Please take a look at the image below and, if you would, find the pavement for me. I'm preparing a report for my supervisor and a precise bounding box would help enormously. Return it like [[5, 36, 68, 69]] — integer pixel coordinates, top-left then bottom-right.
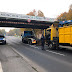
[[1, 36, 72, 72], [0, 44, 36, 72]]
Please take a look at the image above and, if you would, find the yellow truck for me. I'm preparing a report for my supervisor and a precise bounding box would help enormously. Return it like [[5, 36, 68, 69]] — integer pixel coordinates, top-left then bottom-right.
[[45, 20, 72, 49]]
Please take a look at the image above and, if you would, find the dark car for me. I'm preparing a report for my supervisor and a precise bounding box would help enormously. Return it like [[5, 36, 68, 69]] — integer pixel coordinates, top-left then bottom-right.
[[0, 34, 6, 44], [22, 35, 36, 45]]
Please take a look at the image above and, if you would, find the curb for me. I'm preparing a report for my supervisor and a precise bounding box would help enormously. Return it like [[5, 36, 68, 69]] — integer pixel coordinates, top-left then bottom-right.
[[0, 62, 3, 72]]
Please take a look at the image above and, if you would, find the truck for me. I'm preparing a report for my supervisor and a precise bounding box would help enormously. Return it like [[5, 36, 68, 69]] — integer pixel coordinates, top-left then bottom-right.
[[21, 31, 36, 45], [44, 20, 72, 49]]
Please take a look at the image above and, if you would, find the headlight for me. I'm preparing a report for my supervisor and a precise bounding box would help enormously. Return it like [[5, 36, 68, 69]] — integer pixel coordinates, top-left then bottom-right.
[[3, 38, 6, 40]]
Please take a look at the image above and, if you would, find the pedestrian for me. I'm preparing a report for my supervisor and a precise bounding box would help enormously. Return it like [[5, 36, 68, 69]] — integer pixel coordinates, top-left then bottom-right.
[[41, 34, 45, 50]]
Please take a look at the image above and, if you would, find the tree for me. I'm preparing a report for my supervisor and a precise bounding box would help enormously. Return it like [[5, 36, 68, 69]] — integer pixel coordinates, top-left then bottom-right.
[[27, 12, 35, 16], [0, 31, 2, 34], [38, 10, 44, 17], [57, 12, 67, 21], [27, 9, 45, 17], [7, 29, 21, 36], [66, 5, 72, 20], [0, 29, 6, 35], [57, 4, 72, 21], [27, 9, 36, 16], [70, 4, 72, 10]]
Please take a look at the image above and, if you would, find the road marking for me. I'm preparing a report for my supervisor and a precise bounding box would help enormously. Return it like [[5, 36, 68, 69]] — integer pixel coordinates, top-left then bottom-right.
[[25, 44, 29, 45], [46, 50, 65, 56], [29, 45, 40, 49], [29, 45, 35, 47], [34, 47, 40, 49], [0, 62, 3, 72], [27, 44, 65, 56]]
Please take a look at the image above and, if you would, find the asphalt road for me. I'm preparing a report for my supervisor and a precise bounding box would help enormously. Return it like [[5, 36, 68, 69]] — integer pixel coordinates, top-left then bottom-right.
[[4, 36, 72, 72]]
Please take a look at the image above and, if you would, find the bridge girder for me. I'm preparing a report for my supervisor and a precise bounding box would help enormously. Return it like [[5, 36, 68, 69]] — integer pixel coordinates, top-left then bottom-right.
[[0, 17, 53, 29]]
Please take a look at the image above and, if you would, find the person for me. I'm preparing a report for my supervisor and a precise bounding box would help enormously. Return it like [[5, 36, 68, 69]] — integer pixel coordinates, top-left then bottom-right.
[[41, 34, 45, 50], [46, 30, 51, 46]]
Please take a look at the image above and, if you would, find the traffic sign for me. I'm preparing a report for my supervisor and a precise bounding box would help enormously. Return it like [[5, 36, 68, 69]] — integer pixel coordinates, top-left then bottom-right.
[[27, 19, 31, 22]]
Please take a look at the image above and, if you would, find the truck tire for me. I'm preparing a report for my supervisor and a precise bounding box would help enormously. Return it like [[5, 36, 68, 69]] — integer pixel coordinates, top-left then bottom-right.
[[28, 40, 32, 45], [48, 42, 56, 50]]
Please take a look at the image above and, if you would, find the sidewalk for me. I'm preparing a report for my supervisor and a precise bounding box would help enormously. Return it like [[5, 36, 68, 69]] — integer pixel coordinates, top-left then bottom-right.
[[0, 44, 36, 72]]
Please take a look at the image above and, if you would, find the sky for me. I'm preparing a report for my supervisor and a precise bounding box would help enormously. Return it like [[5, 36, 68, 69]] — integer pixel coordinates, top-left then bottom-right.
[[0, 0, 72, 32]]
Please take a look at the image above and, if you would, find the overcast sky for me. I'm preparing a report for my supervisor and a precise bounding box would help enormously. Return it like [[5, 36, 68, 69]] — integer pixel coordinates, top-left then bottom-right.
[[0, 0, 72, 32]]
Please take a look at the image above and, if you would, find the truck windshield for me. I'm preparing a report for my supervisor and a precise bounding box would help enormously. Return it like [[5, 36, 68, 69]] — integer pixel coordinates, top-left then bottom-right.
[[24, 31, 33, 35], [27, 36, 35, 38]]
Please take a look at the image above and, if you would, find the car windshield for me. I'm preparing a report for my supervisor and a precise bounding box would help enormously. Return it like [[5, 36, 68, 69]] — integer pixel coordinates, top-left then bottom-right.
[[0, 35, 4, 38]]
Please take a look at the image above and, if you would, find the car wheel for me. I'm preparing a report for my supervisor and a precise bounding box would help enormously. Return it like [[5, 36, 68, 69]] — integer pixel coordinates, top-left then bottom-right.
[[3, 41, 6, 45]]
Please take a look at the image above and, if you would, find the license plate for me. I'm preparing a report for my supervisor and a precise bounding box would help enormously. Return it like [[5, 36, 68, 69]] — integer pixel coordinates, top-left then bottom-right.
[[32, 41, 36, 43]]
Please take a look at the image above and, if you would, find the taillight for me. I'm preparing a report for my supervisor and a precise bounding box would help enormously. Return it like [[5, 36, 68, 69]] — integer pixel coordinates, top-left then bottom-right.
[[33, 40, 36, 41]]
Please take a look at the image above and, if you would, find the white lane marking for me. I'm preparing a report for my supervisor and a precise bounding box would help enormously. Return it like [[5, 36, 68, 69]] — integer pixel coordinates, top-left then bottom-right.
[[29, 45, 35, 47], [46, 50, 65, 56], [27, 44, 65, 56], [29, 45, 40, 49], [34, 47, 40, 49], [25, 44, 29, 45], [0, 62, 3, 72]]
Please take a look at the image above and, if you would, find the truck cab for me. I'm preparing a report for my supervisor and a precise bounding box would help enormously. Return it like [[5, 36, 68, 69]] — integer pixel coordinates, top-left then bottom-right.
[[22, 31, 36, 44], [45, 24, 59, 49]]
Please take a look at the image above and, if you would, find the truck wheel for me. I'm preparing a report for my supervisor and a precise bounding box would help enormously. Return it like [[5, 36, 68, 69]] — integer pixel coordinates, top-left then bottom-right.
[[28, 40, 32, 45], [48, 42, 56, 50]]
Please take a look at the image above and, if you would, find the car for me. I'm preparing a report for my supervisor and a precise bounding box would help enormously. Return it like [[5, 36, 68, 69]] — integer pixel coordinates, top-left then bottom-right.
[[22, 35, 36, 45], [0, 34, 6, 44]]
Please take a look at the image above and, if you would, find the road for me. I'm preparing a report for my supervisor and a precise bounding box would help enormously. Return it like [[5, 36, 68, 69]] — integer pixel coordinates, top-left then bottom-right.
[[2, 36, 72, 72]]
